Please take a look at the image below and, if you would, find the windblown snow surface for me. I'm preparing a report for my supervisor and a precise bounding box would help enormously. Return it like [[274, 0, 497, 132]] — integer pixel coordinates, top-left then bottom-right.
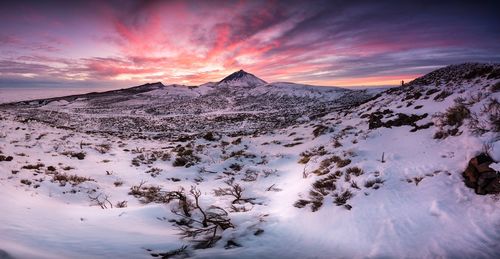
[[0, 64, 499, 258]]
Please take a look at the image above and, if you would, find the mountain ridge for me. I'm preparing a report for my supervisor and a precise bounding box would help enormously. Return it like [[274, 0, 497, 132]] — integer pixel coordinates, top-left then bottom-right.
[[217, 69, 268, 87]]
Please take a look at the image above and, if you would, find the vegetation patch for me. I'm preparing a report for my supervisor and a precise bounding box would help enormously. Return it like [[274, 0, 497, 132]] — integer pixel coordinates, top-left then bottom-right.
[[312, 124, 329, 138], [172, 147, 199, 168], [61, 151, 86, 160], [298, 146, 327, 164], [433, 101, 471, 139], [0, 155, 13, 162], [369, 112, 428, 130], [132, 150, 171, 166], [22, 163, 45, 170], [52, 173, 94, 186]]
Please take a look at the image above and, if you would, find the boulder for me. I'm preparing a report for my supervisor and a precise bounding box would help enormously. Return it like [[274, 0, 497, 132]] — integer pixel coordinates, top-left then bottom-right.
[[463, 153, 500, 195]]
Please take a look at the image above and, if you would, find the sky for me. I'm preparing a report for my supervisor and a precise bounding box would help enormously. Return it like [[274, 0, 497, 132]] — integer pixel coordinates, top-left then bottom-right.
[[0, 0, 499, 89]]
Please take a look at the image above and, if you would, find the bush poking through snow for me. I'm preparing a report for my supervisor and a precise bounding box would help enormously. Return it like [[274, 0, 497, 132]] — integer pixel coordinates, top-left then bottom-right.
[[61, 151, 86, 160], [350, 181, 360, 190], [88, 193, 113, 209], [172, 148, 199, 168], [283, 142, 302, 147], [213, 178, 255, 204], [202, 132, 218, 141], [332, 156, 351, 168], [433, 101, 472, 138], [52, 173, 94, 186], [0, 155, 13, 162], [308, 190, 324, 212], [22, 163, 45, 170], [145, 167, 162, 177], [369, 112, 428, 130], [94, 143, 111, 154], [20, 179, 32, 186], [312, 124, 329, 138], [298, 146, 327, 164], [312, 174, 337, 195], [364, 178, 385, 189], [333, 190, 354, 206], [294, 199, 310, 208], [312, 156, 351, 176], [115, 201, 127, 208], [294, 172, 345, 212], [346, 167, 364, 177], [132, 150, 171, 166], [469, 98, 500, 134], [177, 186, 234, 249], [129, 183, 169, 204], [229, 163, 242, 171], [242, 169, 259, 182], [442, 103, 470, 127], [129, 182, 194, 217], [433, 90, 452, 101], [150, 245, 189, 258]]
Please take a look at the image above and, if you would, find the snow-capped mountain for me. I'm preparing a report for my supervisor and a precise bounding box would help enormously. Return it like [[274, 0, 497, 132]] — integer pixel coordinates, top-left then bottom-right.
[[217, 69, 268, 87], [0, 70, 373, 138], [0, 63, 499, 259]]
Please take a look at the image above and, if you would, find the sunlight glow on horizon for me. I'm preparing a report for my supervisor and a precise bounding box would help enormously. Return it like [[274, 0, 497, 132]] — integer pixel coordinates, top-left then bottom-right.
[[0, 0, 499, 88]]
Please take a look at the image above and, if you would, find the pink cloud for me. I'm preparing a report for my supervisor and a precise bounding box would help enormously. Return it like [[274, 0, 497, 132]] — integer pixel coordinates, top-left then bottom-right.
[[1, 0, 499, 87]]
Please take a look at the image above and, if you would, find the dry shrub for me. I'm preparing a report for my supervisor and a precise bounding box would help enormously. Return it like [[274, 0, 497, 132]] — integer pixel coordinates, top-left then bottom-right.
[[433, 101, 472, 139], [333, 189, 353, 206], [22, 163, 44, 170], [52, 173, 94, 186], [312, 125, 329, 138], [433, 90, 452, 101], [202, 131, 218, 141], [145, 167, 162, 177], [95, 143, 111, 154], [20, 179, 32, 185], [132, 150, 171, 166], [179, 186, 234, 249], [61, 151, 86, 160], [364, 178, 385, 189], [298, 146, 327, 164], [242, 169, 258, 182], [129, 184, 167, 204], [172, 148, 199, 168], [213, 178, 255, 204], [116, 201, 128, 208], [0, 155, 13, 161], [229, 163, 242, 171], [442, 103, 470, 127], [346, 167, 364, 177], [469, 98, 500, 134], [294, 199, 310, 208], [312, 174, 337, 195]]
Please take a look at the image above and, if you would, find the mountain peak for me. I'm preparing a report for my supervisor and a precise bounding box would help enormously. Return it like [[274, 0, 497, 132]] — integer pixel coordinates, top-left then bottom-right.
[[218, 69, 267, 87]]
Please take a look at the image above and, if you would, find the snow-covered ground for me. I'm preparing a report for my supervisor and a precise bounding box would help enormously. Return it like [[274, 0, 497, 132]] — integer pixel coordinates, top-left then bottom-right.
[[0, 64, 499, 258]]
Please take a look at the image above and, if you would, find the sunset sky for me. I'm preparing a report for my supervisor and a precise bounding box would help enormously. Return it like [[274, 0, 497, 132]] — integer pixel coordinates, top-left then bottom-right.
[[0, 0, 499, 88]]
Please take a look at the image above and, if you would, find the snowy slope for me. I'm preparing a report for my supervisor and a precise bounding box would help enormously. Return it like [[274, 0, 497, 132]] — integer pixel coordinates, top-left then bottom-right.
[[0, 71, 371, 138], [0, 63, 499, 258]]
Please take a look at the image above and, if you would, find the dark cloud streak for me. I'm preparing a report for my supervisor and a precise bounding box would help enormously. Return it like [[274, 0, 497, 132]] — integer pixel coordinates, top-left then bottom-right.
[[0, 0, 499, 87]]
